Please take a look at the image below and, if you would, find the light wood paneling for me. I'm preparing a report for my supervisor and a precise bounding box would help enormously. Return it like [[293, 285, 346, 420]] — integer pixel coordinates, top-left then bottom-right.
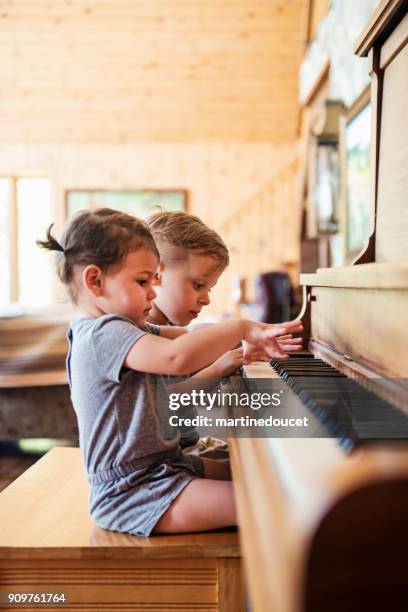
[[214, 154, 301, 313], [0, 0, 307, 143], [0, 142, 294, 226], [307, 0, 330, 42], [0, 141, 297, 317]]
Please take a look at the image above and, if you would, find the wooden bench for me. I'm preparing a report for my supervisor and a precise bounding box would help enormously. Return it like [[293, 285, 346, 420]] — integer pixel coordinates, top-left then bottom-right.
[[0, 447, 245, 611]]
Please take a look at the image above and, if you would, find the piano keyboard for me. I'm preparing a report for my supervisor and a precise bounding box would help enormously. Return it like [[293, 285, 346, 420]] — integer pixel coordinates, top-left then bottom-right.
[[242, 353, 408, 450]]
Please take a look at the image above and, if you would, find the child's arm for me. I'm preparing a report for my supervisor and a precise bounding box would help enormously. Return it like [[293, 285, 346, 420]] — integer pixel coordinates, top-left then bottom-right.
[[158, 326, 188, 339], [193, 347, 244, 378], [193, 329, 304, 378], [243, 334, 303, 363], [153, 325, 242, 378], [124, 319, 303, 376]]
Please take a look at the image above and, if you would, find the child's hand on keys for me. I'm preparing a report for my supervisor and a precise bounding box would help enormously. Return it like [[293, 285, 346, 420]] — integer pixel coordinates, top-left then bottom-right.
[[212, 347, 244, 376], [243, 320, 304, 360], [243, 332, 303, 363]]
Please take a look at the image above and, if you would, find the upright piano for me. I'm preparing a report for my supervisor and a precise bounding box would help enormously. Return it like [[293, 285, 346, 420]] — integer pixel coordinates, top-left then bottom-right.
[[230, 3, 408, 611]]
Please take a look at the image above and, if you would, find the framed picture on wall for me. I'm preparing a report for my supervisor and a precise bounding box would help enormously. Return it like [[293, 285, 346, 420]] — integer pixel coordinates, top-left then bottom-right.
[[343, 89, 371, 261], [64, 189, 188, 220]]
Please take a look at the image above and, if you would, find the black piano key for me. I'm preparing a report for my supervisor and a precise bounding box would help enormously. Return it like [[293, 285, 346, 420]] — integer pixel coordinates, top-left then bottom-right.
[[269, 355, 408, 449]]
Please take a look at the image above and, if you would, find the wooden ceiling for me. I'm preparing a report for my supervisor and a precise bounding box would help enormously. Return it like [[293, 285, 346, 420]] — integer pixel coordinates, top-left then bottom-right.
[[0, 0, 307, 143]]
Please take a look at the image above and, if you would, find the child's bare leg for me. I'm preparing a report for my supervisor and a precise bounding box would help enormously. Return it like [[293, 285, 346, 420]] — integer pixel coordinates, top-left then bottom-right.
[[203, 457, 232, 480], [153, 478, 236, 533]]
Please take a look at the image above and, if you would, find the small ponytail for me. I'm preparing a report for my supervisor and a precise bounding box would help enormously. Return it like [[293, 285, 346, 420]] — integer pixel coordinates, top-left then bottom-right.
[[36, 209, 159, 304], [36, 224, 65, 254]]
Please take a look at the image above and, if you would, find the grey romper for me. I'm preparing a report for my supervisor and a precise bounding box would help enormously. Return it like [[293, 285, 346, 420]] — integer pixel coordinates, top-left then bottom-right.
[[66, 314, 204, 536]]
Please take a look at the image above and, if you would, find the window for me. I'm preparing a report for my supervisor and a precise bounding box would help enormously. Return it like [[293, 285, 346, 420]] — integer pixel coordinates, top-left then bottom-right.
[[315, 142, 340, 234], [345, 102, 371, 257], [0, 179, 11, 304], [0, 177, 53, 310], [65, 189, 187, 219]]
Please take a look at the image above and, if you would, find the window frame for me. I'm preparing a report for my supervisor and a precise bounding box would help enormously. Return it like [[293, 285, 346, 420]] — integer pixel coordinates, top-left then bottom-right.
[[1, 176, 19, 302], [1, 175, 52, 306], [338, 86, 371, 264], [63, 188, 189, 220]]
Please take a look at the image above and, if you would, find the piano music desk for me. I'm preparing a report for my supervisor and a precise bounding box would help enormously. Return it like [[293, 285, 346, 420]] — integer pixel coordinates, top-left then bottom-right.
[[0, 447, 245, 611]]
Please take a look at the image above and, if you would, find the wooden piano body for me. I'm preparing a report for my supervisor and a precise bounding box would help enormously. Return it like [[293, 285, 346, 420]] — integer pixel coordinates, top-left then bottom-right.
[[231, 2, 408, 611]]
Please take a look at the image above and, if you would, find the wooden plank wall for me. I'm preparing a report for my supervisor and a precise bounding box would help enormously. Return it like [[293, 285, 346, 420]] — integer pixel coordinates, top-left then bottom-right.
[[0, 0, 305, 143], [0, 141, 295, 316], [216, 155, 301, 314], [307, 0, 330, 42], [0, 0, 308, 319]]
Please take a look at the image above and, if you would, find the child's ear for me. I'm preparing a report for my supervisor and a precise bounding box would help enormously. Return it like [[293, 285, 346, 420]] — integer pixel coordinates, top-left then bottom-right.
[[153, 262, 165, 286], [83, 265, 103, 296]]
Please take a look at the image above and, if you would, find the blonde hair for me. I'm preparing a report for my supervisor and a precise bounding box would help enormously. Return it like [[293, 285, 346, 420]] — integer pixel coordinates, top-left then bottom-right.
[[37, 208, 159, 303], [147, 211, 229, 270]]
